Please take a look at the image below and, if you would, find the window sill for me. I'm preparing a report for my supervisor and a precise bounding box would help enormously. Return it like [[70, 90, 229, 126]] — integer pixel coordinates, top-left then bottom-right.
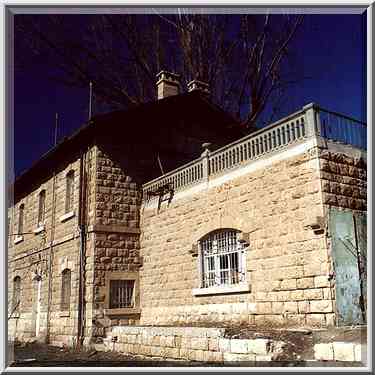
[[105, 308, 141, 316], [33, 225, 45, 234], [60, 211, 75, 223], [59, 311, 70, 317], [14, 235, 24, 244], [192, 282, 250, 296]]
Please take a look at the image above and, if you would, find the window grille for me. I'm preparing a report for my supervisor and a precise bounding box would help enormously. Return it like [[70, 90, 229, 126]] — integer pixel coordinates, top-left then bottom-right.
[[61, 269, 71, 310], [109, 280, 135, 309], [65, 171, 74, 213], [38, 190, 46, 226], [13, 276, 21, 312], [18, 204, 24, 235], [200, 229, 247, 288]]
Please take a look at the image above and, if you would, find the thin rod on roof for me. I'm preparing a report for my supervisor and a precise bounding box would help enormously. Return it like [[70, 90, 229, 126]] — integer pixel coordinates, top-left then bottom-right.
[[54, 113, 58, 146], [157, 154, 165, 175], [89, 81, 93, 120]]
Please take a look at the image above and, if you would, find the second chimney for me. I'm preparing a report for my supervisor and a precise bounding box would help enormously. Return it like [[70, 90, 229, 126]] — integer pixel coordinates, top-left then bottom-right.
[[156, 71, 180, 100], [187, 79, 210, 95]]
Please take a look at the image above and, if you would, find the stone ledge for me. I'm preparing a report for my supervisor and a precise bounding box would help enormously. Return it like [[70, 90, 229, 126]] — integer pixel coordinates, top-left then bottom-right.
[[14, 235, 24, 244], [59, 211, 75, 223], [33, 225, 45, 234], [192, 283, 250, 296], [88, 224, 140, 235]]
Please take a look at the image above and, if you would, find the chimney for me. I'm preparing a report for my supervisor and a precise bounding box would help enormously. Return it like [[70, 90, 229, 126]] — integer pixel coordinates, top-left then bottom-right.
[[187, 79, 210, 95], [156, 71, 180, 100]]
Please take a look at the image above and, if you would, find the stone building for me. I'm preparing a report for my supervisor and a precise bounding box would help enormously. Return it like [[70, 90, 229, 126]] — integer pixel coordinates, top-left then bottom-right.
[[8, 72, 367, 349]]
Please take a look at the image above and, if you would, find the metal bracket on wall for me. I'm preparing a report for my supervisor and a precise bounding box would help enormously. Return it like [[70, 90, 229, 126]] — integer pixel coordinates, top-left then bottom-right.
[[147, 183, 174, 212]]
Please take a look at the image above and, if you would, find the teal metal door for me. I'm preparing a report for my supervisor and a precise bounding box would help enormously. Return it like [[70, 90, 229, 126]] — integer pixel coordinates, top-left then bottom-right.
[[354, 213, 367, 319], [329, 209, 366, 326]]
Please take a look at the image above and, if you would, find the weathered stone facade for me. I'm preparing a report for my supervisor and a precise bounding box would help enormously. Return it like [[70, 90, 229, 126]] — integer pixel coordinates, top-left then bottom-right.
[[8, 102, 367, 350]]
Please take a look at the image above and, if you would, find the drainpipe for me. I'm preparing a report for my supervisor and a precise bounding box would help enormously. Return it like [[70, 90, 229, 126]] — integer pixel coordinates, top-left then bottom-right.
[[77, 148, 88, 349], [45, 169, 57, 343]]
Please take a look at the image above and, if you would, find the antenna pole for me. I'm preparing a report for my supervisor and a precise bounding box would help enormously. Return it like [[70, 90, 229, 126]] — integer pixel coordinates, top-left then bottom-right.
[[157, 154, 165, 175], [54, 113, 58, 146], [89, 81, 93, 120]]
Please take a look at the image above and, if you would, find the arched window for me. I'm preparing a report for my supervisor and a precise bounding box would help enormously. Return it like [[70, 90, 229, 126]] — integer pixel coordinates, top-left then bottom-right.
[[65, 171, 75, 213], [38, 190, 46, 226], [61, 269, 71, 310], [199, 229, 247, 288], [13, 276, 21, 312], [18, 204, 24, 235]]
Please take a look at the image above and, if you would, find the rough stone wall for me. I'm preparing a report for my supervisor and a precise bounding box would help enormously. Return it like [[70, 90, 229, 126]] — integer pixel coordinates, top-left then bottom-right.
[[103, 326, 285, 362], [90, 144, 142, 338], [319, 145, 367, 212], [139, 145, 335, 328], [8, 147, 97, 346], [94, 147, 140, 227]]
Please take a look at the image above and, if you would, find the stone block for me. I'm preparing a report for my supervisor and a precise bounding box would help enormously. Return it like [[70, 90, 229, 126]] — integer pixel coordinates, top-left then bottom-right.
[[306, 314, 326, 327], [296, 277, 314, 289], [272, 302, 284, 314], [310, 300, 333, 313], [208, 338, 219, 352], [314, 343, 334, 361], [190, 337, 208, 351], [304, 288, 323, 300], [314, 275, 330, 288], [206, 351, 223, 363], [218, 338, 231, 352], [247, 339, 270, 355], [298, 301, 310, 314], [333, 342, 355, 361], [255, 355, 272, 361], [354, 344, 365, 362], [280, 279, 297, 290], [230, 339, 248, 354], [284, 301, 298, 313], [223, 353, 256, 362], [256, 302, 272, 314]]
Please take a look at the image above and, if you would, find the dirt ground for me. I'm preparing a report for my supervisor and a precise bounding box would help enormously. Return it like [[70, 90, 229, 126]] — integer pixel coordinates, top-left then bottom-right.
[[8, 325, 366, 368]]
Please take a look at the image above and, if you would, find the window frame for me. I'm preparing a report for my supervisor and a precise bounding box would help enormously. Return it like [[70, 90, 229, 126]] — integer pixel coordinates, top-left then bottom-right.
[[18, 203, 24, 235], [192, 229, 250, 296], [104, 272, 140, 316], [65, 170, 75, 214], [37, 190, 46, 228], [60, 269, 71, 312], [12, 276, 21, 317]]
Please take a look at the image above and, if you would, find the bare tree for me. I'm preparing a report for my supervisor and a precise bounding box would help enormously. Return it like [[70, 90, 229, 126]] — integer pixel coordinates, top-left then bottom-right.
[[15, 12, 305, 129]]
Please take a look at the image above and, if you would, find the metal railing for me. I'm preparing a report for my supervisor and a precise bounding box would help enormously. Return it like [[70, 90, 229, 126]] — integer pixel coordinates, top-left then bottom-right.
[[143, 103, 366, 201], [318, 108, 367, 150]]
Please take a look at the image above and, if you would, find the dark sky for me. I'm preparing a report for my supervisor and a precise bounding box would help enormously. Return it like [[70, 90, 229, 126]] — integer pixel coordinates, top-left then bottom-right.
[[12, 12, 367, 180]]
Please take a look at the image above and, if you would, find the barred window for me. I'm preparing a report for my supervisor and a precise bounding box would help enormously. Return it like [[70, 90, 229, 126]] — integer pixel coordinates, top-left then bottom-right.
[[13, 276, 21, 312], [199, 229, 247, 288], [109, 280, 135, 309], [61, 269, 71, 310], [18, 204, 24, 235], [65, 170, 75, 213], [38, 190, 46, 226]]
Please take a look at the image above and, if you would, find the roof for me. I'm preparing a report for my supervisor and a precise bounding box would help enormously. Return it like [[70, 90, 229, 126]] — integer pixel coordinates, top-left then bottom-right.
[[12, 91, 244, 195]]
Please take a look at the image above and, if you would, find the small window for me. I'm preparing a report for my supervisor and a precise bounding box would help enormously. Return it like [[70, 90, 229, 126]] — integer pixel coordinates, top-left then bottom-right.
[[199, 229, 247, 288], [38, 190, 46, 226], [61, 269, 71, 310], [12, 276, 21, 312], [18, 204, 24, 235], [109, 280, 135, 309], [65, 171, 75, 213]]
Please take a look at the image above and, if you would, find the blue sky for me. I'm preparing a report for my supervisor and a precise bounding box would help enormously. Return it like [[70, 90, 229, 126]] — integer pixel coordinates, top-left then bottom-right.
[[12, 12, 367, 179]]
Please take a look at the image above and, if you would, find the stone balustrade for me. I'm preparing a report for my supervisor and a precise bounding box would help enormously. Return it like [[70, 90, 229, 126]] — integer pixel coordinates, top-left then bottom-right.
[[142, 103, 366, 201]]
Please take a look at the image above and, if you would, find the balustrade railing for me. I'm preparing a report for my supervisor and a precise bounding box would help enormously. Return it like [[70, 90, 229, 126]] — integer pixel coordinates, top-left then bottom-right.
[[143, 103, 366, 201], [318, 108, 367, 150]]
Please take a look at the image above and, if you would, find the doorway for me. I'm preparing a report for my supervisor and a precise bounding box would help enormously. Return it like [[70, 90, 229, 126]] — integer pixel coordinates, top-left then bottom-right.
[[329, 208, 367, 326]]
